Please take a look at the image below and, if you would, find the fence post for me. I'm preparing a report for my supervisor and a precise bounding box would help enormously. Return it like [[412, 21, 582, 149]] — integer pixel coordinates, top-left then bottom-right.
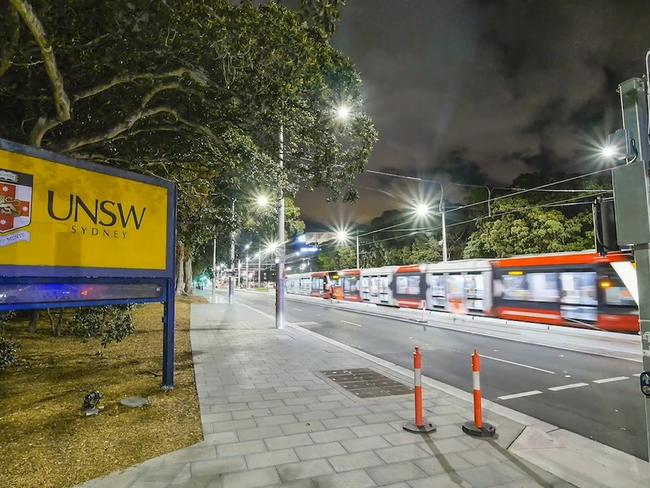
[[404, 347, 436, 433], [462, 350, 496, 437]]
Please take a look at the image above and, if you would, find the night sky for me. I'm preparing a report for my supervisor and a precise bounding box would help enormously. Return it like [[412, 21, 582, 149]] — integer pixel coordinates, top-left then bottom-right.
[[296, 0, 650, 228]]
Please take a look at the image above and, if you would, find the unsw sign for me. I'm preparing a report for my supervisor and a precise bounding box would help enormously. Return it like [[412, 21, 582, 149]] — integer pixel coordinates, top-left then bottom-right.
[[0, 138, 177, 388], [0, 144, 170, 273]]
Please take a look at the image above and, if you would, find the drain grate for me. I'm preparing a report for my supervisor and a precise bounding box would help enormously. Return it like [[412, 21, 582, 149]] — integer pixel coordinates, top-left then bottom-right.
[[321, 368, 413, 398]]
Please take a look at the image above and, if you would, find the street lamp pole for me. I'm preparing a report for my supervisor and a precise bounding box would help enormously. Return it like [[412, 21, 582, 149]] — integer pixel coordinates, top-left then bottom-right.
[[257, 249, 261, 288], [212, 237, 217, 299], [276, 124, 285, 329], [356, 232, 360, 268], [440, 192, 448, 262], [228, 199, 235, 305]]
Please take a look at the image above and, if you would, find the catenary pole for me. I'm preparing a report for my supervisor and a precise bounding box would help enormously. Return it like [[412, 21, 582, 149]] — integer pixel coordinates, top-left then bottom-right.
[[276, 124, 285, 329], [356, 232, 360, 268]]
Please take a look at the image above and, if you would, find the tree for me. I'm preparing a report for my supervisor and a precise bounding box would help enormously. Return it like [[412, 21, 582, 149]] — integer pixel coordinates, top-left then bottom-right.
[[0, 0, 377, 292], [463, 199, 594, 259], [315, 245, 355, 270]]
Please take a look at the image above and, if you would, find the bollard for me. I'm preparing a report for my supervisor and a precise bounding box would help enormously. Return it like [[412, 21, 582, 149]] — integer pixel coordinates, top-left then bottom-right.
[[462, 350, 496, 437], [404, 347, 436, 433]]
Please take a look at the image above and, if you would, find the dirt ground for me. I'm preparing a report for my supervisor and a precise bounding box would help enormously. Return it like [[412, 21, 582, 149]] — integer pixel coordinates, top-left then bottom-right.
[[0, 297, 205, 488]]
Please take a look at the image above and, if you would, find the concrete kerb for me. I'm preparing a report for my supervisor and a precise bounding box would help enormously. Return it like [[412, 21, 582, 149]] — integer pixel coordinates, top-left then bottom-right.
[[233, 300, 650, 488], [240, 289, 642, 363]]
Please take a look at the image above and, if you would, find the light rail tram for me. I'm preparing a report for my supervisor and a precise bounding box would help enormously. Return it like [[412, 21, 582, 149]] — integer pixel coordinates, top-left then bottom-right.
[[286, 251, 639, 333]]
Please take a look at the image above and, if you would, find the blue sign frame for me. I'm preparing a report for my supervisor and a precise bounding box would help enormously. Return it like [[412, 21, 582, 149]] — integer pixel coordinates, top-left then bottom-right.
[[0, 138, 177, 389]]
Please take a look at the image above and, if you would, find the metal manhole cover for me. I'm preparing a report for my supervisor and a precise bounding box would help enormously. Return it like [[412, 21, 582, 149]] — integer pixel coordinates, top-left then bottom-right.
[[321, 368, 412, 398]]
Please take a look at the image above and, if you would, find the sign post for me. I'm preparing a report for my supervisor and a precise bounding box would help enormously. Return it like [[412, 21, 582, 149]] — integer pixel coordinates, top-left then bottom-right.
[[0, 139, 177, 389], [610, 56, 650, 459]]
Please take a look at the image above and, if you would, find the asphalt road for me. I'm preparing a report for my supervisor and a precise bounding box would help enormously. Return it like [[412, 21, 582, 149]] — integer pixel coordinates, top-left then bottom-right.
[[210, 289, 648, 460]]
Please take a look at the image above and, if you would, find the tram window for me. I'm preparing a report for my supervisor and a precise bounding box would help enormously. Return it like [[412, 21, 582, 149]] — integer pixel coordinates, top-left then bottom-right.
[[560, 272, 597, 306], [369, 276, 379, 296], [447, 274, 464, 300], [360, 276, 369, 291], [343, 276, 359, 293], [464, 274, 484, 299], [527, 273, 559, 302], [604, 275, 635, 307], [396, 275, 420, 295], [431, 274, 445, 297], [502, 274, 527, 301], [380, 275, 390, 294]]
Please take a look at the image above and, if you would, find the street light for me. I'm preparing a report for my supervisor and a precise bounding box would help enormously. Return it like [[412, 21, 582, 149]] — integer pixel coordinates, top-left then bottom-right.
[[414, 202, 430, 218], [335, 104, 352, 121], [367, 170, 448, 262], [601, 145, 617, 159], [335, 229, 350, 242], [334, 227, 360, 268], [256, 193, 270, 208]]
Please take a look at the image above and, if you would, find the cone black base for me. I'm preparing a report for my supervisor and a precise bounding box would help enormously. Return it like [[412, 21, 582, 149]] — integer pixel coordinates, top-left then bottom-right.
[[403, 421, 436, 433], [462, 421, 496, 437]]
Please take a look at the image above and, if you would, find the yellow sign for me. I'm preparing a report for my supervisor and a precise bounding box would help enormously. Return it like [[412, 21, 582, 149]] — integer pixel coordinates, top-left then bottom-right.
[[0, 148, 168, 270]]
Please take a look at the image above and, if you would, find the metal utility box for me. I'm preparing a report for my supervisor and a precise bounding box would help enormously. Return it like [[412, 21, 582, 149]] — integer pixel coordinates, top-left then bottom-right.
[[613, 160, 650, 245]]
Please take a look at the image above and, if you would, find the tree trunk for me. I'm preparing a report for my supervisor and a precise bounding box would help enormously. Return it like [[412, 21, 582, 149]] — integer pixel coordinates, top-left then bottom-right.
[[175, 240, 185, 295], [28, 310, 39, 333], [54, 309, 63, 336], [183, 255, 192, 294]]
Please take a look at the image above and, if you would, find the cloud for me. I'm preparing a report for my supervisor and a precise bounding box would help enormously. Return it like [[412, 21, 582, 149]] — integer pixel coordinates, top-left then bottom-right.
[[298, 0, 650, 224]]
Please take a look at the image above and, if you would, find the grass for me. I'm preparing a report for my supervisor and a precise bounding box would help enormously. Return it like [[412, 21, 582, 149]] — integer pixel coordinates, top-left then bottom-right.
[[0, 296, 205, 488]]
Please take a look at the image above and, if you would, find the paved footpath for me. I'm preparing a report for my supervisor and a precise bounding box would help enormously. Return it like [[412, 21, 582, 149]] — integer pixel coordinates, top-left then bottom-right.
[[79, 301, 573, 488]]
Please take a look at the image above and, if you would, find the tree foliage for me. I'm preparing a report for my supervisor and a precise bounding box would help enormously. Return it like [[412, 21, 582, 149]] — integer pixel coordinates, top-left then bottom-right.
[[463, 199, 594, 259], [0, 0, 377, 289]]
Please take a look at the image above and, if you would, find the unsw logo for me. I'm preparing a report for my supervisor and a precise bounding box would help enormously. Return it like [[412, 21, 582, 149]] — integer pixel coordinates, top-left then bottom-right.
[[0, 168, 32, 247]]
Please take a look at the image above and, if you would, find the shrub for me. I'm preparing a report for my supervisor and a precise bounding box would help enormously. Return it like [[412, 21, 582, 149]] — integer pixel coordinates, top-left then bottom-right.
[[0, 336, 17, 371], [70, 305, 135, 347], [0, 311, 16, 333]]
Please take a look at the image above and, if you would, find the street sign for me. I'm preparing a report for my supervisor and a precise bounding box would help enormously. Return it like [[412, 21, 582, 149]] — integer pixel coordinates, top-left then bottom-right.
[[0, 145, 170, 274], [0, 138, 177, 388]]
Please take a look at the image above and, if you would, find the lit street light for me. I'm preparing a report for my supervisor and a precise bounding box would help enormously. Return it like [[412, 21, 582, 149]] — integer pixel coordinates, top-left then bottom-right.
[[414, 202, 430, 218], [335, 104, 352, 121], [256, 193, 269, 208], [601, 145, 617, 159], [334, 227, 360, 268]]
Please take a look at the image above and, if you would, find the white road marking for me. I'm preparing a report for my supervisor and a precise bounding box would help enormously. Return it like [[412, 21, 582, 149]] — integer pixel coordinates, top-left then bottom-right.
[[293, 307, 304, 311], [481, 354, 556, 374], [498, 390, 543, 401], [593, 376, 629, 384], [341, 320, 362, 327], [548, 382, 589, 391]]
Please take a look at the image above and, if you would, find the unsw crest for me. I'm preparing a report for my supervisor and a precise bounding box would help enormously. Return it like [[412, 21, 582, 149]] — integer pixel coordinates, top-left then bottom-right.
[[0, 168, 32, 246]]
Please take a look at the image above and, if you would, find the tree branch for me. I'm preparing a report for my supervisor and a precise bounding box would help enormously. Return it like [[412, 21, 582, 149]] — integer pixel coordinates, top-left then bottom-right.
[[58, 105, 219, 153], [73, 68, 209, 102], [0, 6, 20, 77], [9, 0, 71, 123]]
